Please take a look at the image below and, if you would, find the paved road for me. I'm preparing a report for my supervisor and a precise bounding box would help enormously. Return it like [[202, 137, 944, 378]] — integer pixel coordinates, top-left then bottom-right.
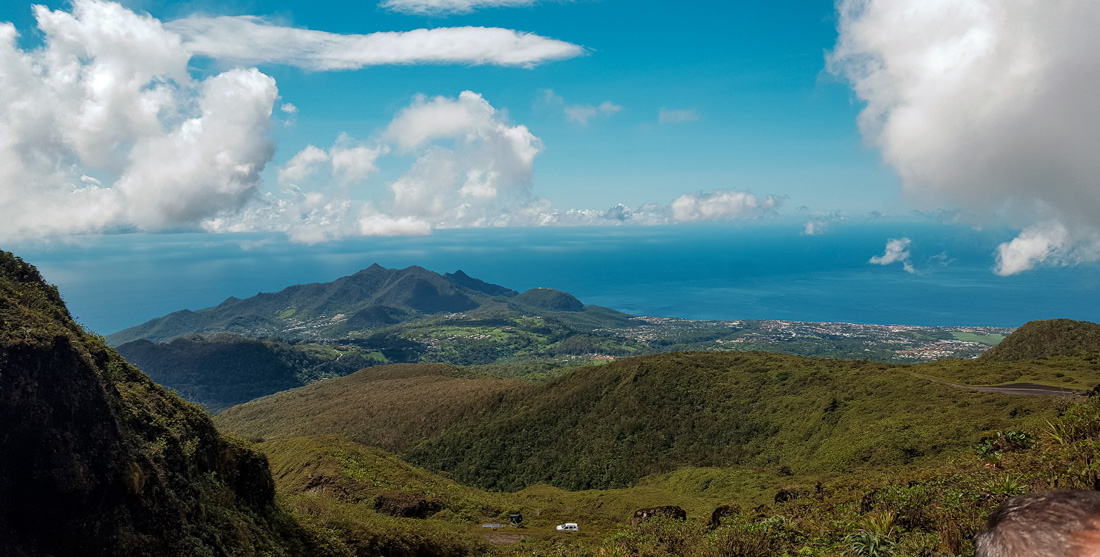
[[919, 375, 1086, 397]]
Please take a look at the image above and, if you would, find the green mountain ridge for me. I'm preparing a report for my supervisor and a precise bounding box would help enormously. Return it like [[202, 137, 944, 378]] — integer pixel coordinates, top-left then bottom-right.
[[108, 265, 639, 411], [106, 264, 632, 346], [215, 349, 1076, 493]]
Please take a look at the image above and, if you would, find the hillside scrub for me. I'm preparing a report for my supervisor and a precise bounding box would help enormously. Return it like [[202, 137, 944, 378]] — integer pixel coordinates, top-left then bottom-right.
[[216, 364, 536, 453], [217, 350, 1067, 493], [980, 318, 1100, 361], [406, 352, 1061, 491], [238, 392, 1100, 556], [597, 393, 1100, 556]]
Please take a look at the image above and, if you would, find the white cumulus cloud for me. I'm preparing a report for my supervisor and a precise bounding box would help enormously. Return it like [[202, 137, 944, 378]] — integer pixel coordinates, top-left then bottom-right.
[[870, 238, 914, 273], [167, 16, 584, 70], [670, 190, 779, 222], [994, 221, 1069, 275], [278, 136, 387, 190], [0, 0, 276, 240], [117, 68, 277, 228], [384, 91, 543, 226], [0, 0, 588, 243], [830, 0, 1100, 274], [211, 91, 546, 240]]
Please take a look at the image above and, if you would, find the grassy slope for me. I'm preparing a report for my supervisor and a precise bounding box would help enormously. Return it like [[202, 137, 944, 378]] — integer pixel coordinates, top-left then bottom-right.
[[406, 352, 1063, 491], [217, 364, 536, 453], [245, 393, 1100, 556], [910, 354, 1100, 387], [216, 351, 1073, 494], [594, 394, 1100, 557], [260, 436, 502, 557], [250, 434, 807, 556]]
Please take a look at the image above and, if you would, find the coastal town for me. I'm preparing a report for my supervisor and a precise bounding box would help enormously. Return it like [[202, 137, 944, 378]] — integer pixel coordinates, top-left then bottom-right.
[[601, 317, 1013, 363]]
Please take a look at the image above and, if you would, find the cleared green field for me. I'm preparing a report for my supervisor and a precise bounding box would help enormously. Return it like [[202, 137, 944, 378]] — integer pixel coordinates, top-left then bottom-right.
[[951, 331, 1006, 345]]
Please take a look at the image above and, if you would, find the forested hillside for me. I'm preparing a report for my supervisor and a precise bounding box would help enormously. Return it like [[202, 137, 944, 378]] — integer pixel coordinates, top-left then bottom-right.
[[116, 334, 383, 412], [217, 351, 1073, 492], [106, 264, 634, 345], [980, 318, 1100, 361]]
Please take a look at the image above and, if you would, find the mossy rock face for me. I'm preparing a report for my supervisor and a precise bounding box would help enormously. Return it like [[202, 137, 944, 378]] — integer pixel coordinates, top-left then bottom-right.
[[981, 318, 1100, 361], [0, 252, 319, 556], [513, 288, 585, 312]]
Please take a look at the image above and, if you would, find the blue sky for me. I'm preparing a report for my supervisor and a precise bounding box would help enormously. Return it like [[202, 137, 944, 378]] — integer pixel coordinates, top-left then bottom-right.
[[1, 0, 1098, 277]]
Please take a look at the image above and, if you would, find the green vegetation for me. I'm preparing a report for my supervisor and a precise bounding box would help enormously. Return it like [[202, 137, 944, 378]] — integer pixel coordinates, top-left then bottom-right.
[[911, 354, 1100, 387], [116, 334, 385, 412], [261, 436, 502, 556], [14, 248, 1100, 556], [245, 433, 830, 555], [232, 391, 1100, 556], [105, 264, 634, 346], [0, 251, 332, 556], [217, 350, 1074, 494], [512, 287, 584, 312], [951, 331, 1006, 345], [594, 393, 1100, 556], [980, 318, 1100, 361], [105, 266, 1018, 414], [218, 364, 535, 453]]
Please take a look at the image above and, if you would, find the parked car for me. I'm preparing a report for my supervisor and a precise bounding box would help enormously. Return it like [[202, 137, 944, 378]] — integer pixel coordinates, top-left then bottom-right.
[[556, 522, 579, 532]]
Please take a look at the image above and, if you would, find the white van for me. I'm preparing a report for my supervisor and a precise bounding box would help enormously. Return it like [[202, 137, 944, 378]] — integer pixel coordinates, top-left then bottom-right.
[[556, 522, 579, 532]]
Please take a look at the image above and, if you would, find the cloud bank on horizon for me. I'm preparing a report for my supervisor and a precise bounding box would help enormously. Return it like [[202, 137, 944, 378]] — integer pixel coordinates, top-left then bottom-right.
[[0, 0, 774, 245], [831, 0, 1100, 275]]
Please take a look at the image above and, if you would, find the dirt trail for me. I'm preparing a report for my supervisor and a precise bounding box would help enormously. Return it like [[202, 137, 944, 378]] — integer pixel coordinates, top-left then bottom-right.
[[919, 375, 1085, 397]]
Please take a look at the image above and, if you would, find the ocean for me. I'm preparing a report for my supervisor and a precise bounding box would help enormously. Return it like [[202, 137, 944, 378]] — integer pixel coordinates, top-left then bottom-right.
[[12, 221, 1100, 335]]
